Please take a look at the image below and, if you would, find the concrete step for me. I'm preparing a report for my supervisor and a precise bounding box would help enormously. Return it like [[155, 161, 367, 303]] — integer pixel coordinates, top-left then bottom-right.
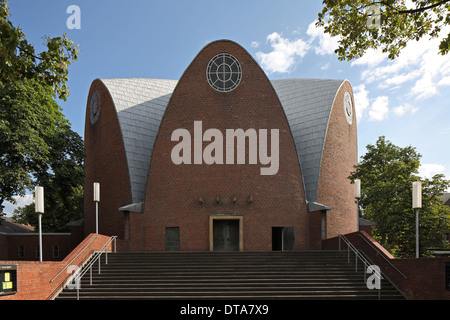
[[55, 251, 405, 300]]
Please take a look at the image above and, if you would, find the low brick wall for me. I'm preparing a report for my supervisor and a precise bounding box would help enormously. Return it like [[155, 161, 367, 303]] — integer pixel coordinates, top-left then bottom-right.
[[0, 233, 113, 300], [323, 231, 450, 300]]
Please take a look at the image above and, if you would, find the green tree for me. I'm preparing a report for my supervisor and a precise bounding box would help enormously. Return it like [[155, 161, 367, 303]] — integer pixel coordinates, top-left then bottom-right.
[[0, 0, 80, 216], [0, 1, 78, 100], [349, 136, 450, 257], [12, 123, 85, 232], [317, 0, 450, 61]]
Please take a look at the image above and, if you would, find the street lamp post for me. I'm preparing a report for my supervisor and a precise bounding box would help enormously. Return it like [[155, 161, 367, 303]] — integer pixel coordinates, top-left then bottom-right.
[[354, 179, 361, 231], [412, 181, 422, 258], [35, 186, 44, 262], [93, 182, 100, 234]]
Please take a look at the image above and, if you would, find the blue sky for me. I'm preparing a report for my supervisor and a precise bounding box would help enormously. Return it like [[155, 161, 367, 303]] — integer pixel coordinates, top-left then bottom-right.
[[4, 0, 450, 215]]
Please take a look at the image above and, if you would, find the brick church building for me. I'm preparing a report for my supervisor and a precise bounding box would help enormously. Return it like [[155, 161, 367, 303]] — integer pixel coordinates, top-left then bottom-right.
[[3, 40, 450, 301], [83, 39, 358, 252]]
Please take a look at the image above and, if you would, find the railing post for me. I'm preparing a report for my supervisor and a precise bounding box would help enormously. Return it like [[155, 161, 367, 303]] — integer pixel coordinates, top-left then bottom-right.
[[364, 263, 367, 283]]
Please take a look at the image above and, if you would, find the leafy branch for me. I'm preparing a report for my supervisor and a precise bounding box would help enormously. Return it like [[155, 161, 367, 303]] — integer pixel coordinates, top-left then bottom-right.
[[317, 0, 450, 60]]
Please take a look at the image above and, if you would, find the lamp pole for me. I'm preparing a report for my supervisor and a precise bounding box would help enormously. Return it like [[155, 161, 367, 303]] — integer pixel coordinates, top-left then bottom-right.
[[35, 186, 44, 262], [412, 181, 422, 258], [354, 179, 361, 231], [93, 182, 100, 234]]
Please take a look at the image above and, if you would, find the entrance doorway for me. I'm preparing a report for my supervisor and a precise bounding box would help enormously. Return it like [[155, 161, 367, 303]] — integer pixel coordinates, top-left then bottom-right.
[[165, 227, 180, 251], [213, 220, 239, 251], [272, 227, 294, 251], [209, 216, 243, 251]]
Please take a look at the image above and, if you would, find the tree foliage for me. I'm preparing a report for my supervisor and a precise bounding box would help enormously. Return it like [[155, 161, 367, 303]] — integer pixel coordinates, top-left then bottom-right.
[[0, 1, 79, 100], [0, 0, 83, 227], [317, 0, 450, 60], [1, 79, 63, 212], [12, 123, 85, 232], [349, 136, 450, 257]]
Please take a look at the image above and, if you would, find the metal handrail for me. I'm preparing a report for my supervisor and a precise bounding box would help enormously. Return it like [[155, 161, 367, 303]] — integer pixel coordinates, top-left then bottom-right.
[[338, 234, 383, 299], [357, 233, 408, 279], [50, 235, 99, 283], [74, 235, 117, 300], [339, 234, 383, 277]]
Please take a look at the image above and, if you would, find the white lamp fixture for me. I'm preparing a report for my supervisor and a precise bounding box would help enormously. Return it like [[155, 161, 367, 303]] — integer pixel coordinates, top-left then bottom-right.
[[35, 186, 44, 214], [93, 182, 100, 234], [93, 182, 100, 202], [412, 181, 422, 258], [35, 186, 44, 262], [354, 179, 361, 199], [412, 181, 422, 209], [354, 179, 361, 231]]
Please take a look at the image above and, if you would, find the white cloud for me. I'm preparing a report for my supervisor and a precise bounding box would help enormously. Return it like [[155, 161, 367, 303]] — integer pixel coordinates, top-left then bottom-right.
[[440, 127, 450, 135], [352, 25, 450, 100], [251, 41, 260, 48], [368, 96, 389, 121], [419, 163, 445, 179], [351, 48, 386, 68], [393, 103, 418, 116], [411, 73, 439, 99], [383, 70, 421, 88], [255, 32, 309, 74], [2, 194, 34, 216], [15, 194, 34, 207], [254, 21, 342, 74], [306, 21, 340, 55], [353, 84, 370, 122], [320, 62, 330, 70], [438, 76, 450, 86]]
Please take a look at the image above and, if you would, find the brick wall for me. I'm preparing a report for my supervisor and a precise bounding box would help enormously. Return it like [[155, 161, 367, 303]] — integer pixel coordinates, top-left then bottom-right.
[[317, 80, 358, 238], [139, 40, 309, 251], [83, 40, 359, 252], [2, 233, 72, 261], [84, 80, 132, 239], [0, 233, 113, 300], [0, 234, 6, 259]]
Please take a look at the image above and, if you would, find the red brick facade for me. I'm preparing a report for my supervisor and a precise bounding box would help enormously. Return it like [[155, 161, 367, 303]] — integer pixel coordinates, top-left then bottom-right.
[[317, 80, 358, 238], [1, 233, 71, 261], [0, 234, 112, 300], [139, 40, 308, 251], [83, 40, 358, 252], [2, 40, 447, 300], [83, 79, 132, 239]]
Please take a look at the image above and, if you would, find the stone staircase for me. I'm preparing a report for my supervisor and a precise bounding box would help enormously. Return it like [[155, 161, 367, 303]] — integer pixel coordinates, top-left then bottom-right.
[[55, 251, 405, 300]]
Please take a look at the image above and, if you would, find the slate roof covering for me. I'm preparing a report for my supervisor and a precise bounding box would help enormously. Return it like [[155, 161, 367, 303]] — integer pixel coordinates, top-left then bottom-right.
[[0, 217, 34, 234], [271, 79, 345, 203], [99, 78, 346, 205], [100, 78, 177, 204]]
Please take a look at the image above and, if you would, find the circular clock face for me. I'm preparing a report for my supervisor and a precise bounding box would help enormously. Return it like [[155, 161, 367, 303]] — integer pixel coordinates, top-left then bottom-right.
[[206, 53, 242, 92], [89, 90, 101, 125], [344, 92, 353, 125]]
